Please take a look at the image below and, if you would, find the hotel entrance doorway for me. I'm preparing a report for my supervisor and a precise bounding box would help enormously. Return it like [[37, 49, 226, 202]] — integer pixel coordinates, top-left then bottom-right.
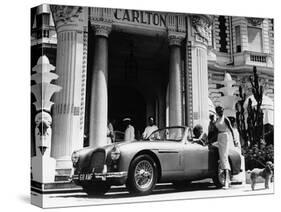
[[107, 30, 169, 140]]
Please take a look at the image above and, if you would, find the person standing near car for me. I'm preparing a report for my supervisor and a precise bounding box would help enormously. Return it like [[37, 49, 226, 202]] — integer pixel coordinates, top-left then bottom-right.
[[215, 106, 238, 189], [208, 114, 218, 144], [192, 124, 208, 146], [123, 117, 135, 142], [142, 116, 158, 140], [107, 120, 115, 144]]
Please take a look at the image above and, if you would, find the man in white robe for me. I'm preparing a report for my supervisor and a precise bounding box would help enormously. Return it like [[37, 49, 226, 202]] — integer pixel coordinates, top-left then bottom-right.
[[123, 118, 135, 142], [142, 116, 158, 140]]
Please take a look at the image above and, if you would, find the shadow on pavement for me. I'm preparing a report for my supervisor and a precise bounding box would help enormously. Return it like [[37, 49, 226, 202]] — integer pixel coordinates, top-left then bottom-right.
[[18, 194, 31, 203], [51, 182, 218, 199], [243, 187, 268, 192]]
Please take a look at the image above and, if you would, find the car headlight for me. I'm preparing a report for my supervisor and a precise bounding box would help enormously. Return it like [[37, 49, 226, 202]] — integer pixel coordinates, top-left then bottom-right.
[[71, 151, 80, 167], [111, 146, 121, 161]]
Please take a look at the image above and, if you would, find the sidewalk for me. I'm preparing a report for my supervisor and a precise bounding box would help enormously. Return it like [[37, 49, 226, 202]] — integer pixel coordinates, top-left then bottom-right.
[[31, 182, 274, 208]]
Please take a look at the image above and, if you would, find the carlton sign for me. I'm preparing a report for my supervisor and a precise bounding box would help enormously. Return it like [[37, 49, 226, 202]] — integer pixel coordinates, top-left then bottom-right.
[[114, 9, 167, 27]]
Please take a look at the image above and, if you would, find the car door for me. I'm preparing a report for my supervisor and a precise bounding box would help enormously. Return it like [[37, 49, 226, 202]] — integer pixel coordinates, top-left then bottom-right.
[[157, 142, 185, 180], [182, 141, 210, 179]]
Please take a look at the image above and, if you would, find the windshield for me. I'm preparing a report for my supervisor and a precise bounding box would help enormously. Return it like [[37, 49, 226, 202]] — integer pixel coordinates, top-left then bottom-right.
[[148, 127, 185, 142]]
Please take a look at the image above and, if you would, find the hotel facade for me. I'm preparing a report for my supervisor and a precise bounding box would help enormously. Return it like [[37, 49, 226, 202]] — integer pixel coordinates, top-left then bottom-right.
[[31, 5, 274, 179]]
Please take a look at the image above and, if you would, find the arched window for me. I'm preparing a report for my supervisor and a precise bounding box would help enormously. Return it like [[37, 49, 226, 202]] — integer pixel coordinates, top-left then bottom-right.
[[247, 26, 262, 52]]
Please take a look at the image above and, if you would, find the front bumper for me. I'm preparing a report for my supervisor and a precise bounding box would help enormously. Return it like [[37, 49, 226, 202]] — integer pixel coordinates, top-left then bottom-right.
[[72, 171, 127, 185], [94, 171, 127, 179]]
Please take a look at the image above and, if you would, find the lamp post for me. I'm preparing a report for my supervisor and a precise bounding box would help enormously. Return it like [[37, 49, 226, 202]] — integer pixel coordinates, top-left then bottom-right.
[[31, 55, 62, 183], [217, 73, 239, 118]]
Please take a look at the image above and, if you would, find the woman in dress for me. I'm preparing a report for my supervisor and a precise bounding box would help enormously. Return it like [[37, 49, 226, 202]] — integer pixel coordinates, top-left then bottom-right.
[[215, 106, 238, 189]]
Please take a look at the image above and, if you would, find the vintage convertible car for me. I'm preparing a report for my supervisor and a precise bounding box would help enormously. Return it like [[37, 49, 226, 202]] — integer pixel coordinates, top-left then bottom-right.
[[71, 126, 241, 195]]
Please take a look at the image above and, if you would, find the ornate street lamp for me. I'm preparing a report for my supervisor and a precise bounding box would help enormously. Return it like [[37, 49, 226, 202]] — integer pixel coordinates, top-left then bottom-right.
[[31, 55, 62, 183], [217, 73, 239, 117]]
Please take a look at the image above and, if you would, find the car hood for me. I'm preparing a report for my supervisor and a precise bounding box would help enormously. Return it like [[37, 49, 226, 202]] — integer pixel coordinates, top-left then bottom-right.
[[111, 140, 184, 152], [76, 140, 185, 159]]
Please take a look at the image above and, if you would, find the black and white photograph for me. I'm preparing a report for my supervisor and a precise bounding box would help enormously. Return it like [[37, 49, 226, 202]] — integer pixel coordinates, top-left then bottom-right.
[[29, 2, 275, 209]]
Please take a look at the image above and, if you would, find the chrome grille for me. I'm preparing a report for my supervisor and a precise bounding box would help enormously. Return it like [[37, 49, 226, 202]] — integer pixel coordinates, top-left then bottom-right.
[[89, 150, 105, 173]]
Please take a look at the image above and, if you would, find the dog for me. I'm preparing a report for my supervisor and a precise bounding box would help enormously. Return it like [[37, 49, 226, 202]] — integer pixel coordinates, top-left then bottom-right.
[[248, 161, 274, 190]]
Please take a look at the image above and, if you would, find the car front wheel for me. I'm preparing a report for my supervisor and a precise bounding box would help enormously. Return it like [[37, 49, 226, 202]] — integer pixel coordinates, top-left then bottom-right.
[[82, 182, 111, 195], [126, 154, 157, 195]]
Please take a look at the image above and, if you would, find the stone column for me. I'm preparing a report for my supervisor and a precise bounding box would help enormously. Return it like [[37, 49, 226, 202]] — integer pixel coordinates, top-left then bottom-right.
[[89, 10, 112, 148], [189, 15, 212, 132], [50, 6, 88, 171], [168, 32, 185, 126]]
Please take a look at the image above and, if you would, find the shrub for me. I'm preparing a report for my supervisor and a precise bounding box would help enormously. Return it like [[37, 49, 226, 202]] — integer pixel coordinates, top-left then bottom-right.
[[242, 144, 274, 170]]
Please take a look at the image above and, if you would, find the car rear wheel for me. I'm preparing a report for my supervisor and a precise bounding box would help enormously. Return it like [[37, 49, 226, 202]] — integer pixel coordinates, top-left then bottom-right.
[[82, 182, 111, 195], [126, 154, 157, 195]]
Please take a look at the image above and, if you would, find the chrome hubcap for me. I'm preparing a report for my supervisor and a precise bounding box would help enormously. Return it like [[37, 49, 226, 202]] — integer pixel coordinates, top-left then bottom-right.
[[134, 160, 153, 189]]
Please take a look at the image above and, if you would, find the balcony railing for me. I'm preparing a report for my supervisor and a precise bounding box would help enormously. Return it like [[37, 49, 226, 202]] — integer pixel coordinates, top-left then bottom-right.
[[31, 26, 57, 46], [32, 26, 55, 39], [250, 54, 267, 63], [233, 51, 273, 68]]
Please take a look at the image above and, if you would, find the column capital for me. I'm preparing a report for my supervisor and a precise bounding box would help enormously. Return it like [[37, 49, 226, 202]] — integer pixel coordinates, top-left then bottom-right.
[[168, 31, 185, 46], [89, 8, 113, 38], [91, 22, 112, 38], [51, 6, 85, 32], [190, 15, 213, 45]]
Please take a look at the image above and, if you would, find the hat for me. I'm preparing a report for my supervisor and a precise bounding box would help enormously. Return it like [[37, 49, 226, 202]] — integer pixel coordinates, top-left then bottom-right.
[[123, 117, 131, 122], [149, 116, 154, 121]]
